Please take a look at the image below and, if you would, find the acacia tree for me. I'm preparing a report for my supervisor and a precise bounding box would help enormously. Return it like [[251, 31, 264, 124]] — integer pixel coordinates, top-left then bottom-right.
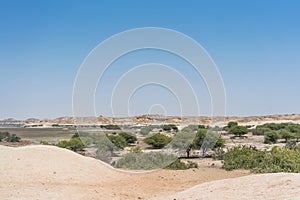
[[229, 126, 248, 138], [279, 129, 295, 143], [193, 129, 225, 156]]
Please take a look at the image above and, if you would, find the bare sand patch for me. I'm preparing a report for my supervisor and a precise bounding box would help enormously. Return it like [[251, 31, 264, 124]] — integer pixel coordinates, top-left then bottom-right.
[[0, 145, 248, 199]]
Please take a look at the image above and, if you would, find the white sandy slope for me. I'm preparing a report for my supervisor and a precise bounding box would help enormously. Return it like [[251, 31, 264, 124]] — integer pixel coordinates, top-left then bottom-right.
[[153, 173, 300, 200], [0, 145, 128, 200], [1, 145, 300, 200]]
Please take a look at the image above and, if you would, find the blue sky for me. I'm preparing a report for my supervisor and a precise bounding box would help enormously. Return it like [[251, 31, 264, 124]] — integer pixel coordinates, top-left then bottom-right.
[[0, 0, 300, 119]]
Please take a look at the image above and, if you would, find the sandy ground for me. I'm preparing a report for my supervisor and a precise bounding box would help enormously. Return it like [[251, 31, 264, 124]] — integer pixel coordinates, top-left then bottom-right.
[[154, 173, 300, 200], [1, 145, 299, 200], [0, 145, 249, 199]]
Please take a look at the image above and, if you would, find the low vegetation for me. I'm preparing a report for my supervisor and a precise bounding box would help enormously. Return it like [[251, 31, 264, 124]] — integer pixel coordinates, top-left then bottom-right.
[[0, 132, 21, 142], [164, 159, 198, 170], [221, 145, 300, 173], [56, 133, 84, 152], [144, 133, 172, 148], [114, 152, 177, 170], [192, 129, 225, 156]]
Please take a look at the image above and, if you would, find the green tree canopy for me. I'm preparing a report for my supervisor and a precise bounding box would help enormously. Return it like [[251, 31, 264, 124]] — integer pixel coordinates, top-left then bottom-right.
[[144, 133, 172, 148], [229, 126, 248, 137]]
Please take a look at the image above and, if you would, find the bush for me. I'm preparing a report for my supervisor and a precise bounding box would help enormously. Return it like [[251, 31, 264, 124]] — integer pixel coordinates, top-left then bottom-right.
[[164, 159, 198, 170], [162, 124, 178, 132], [140, 125, 161, 136], [144, 133, 172, 148], [165, 159, 188, 170], [101, 124, 121, 130], [107, 134, 127, 149], [252, 127, 271, 135], [0, 132, 21, 142], [0, 132, 10, 141], [118, 132, 137, 144], [114, 152, 177, 170], [264, 131, 280, 144], [57, 137, 84, 152], [222, 145, 300, 173], [7, 134, 21, 142]]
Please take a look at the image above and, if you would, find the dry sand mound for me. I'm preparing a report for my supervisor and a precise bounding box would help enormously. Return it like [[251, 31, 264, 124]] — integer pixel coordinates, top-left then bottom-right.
[[154, 173, 300, 200], [1, 145, 298, 200]]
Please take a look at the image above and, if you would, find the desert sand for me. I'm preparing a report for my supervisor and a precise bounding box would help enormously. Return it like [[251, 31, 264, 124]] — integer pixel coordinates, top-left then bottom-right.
[[1, 145, 299, 200]]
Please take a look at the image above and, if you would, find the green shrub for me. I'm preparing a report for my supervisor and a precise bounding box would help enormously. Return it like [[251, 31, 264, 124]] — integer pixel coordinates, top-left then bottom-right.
[[118, 132, 137, 144], [140, 125, 161, 136], [0, 132, 21, 142], [279, 129, 295, 143], [264, 131, 280, 144], [169, 131, 196, 150], [227, 122, 238, 129], [107, 134, 127, 149], [164, 159, 198, 170], [222, 145, 300, 173], [0, 132, 10, 141], [162, 124, 178, 132], [192, 129, 225, 155], [114, 152, 177, 170], [144, 133, 172, 148], [101, 124, 121, 130], [57, 136, 84, 152], [252, 127, 271, 135], [229, 126, 248, 137]]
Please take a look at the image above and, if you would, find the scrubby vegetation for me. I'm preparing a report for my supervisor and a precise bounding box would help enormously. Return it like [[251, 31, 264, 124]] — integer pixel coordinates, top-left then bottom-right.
[[100, 124, 121, 130], [192, 129, 225, 156], [164, 159, 198, 170], [254, 123, 300, 144], [118, 132, 137, 144], [107, 134, 127, 149], [222, 145, 300, 173], [114, 152, 177, 170], [144, 133, 172, 148], [107, 132, 137, 149], [140, 125, 161, 136], [56, 133, 84, 152], [229, 125, 248, 138], [162, 124, 178, 132], [0, 132, 21, 142]]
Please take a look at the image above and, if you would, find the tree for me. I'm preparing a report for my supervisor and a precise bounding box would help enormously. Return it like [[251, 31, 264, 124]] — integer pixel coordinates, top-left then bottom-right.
[[229, 126, 248, 138], [193, 129, 225, 156], [144, 133, 172, 148], [169, 131, 196, 150], [279, 129, 295, 143], [227, 122, 238, 129], [264, 131, 280, 144]]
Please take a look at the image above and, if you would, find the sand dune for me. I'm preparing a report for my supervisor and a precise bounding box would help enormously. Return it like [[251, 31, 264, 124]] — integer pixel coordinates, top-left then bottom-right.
[[1, 145, 299, 199]]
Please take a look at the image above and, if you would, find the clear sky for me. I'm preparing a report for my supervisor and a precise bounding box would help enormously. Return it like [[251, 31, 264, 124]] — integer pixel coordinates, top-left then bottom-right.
[[0, 0, 300, 119]]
